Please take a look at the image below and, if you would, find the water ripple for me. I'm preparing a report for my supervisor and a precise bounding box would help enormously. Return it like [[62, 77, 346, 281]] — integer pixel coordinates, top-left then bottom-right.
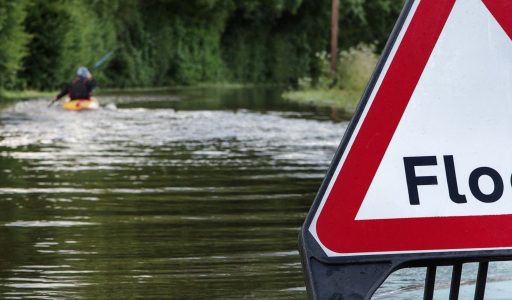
[[5, 221, 97, 227]]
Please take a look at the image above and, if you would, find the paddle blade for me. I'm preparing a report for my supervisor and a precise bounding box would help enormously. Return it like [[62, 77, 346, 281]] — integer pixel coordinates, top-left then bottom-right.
[[92, 51, 114, 70]]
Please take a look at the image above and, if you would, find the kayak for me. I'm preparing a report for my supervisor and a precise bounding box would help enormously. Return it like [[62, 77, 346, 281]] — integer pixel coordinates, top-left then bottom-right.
[[62, 98, 99, 111]]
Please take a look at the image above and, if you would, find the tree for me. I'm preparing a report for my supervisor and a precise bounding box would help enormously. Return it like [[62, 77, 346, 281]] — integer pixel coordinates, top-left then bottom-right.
[[0, 0, 30, 89]]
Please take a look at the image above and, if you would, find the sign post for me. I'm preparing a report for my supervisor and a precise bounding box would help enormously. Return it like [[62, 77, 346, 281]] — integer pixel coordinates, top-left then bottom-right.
[[299, 0, 512, 298]]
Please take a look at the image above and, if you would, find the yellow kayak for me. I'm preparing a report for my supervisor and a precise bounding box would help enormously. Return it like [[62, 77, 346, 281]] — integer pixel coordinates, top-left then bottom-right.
[[63, 98, 99, 111]]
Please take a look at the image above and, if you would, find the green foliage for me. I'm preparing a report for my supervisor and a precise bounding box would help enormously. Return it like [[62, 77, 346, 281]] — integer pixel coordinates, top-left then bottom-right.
[[0, 0, 30, 89], [309, 43, 378, 91], [222, 0, 331, 83], [339, 0, 404, 50], [20, 0, 116, 90], [105, 0, 233, 87], [301, 52, 331, 89], [289, 43, 379, 112], [337, 43, 378, 91], [0, 0, 403, 91]]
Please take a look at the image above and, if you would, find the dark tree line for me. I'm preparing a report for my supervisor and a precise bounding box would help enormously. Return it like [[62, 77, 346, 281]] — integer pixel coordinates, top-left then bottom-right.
[[0, 0, 402, 90]]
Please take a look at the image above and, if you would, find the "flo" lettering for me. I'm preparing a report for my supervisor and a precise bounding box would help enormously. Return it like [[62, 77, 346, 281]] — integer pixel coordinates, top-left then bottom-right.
[[403, 155, 505, 205]]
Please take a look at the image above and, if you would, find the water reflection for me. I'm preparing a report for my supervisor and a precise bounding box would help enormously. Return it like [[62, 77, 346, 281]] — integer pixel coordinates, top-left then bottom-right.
[[5, 264, 91, 300], [5, 221, 97, 227]]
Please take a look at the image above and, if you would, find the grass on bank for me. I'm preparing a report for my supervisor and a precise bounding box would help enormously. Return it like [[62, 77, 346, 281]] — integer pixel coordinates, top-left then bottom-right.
[[282, 88, 362, 114], [0, 83, 261, 103], [0, 89, 55, 100], [282, 44, 378, 114]]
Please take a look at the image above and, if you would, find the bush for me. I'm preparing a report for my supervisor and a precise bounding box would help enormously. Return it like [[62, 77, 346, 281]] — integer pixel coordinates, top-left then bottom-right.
[[20, 0, 116, 90], [285, 43, 379, 112], [299, 43, 378, 94], [0, 0, 30, 89], [337, 43, 378, 92]]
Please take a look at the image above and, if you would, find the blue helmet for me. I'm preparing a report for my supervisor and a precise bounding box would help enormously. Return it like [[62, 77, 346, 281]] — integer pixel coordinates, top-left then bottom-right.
[[77, 67, 91, 78]]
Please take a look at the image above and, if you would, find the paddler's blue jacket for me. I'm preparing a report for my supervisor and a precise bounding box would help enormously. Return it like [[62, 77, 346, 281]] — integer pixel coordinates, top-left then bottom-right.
[[55, 77, 97, 100]]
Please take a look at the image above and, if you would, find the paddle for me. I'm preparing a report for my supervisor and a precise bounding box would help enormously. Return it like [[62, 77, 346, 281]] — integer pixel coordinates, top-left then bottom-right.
[[48, 51, 114, 107], [92, 51, 114, 70]]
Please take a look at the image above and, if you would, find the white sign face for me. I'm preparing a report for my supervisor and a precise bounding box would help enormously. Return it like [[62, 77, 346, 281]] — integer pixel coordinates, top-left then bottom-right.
[[356, 0, 512, 220]]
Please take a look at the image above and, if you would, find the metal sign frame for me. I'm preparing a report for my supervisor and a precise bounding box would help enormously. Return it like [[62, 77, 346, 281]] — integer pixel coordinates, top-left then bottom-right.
[[299, 0, 512, 298]]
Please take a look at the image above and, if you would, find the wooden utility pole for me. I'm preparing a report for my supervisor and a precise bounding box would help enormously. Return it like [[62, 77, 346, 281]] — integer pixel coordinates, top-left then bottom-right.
[[330, 0, 339, 74]]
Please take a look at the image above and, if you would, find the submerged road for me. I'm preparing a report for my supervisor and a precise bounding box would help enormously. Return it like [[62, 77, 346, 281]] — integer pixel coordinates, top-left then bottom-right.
[[0, 87, 510, 299]]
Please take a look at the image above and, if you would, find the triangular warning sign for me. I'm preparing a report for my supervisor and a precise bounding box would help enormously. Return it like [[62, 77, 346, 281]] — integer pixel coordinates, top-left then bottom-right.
[[307, 0, 512, 256]]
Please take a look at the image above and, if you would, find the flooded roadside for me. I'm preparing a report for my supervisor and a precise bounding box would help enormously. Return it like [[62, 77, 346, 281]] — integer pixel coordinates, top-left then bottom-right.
[[0, 87, 345, 299], [0, 87, 510, 299]]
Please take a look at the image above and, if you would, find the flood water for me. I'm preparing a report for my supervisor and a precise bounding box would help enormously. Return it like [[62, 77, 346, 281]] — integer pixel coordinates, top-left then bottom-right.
[[0, 87, 344, 299], [0, 87, 510, 299]]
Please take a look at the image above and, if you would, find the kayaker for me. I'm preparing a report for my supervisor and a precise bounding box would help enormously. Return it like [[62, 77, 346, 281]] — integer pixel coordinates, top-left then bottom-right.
[[53, 67, 97, 102]]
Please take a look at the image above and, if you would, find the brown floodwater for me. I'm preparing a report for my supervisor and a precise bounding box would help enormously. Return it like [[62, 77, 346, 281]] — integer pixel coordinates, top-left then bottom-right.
[[0, 87, 511, 299]]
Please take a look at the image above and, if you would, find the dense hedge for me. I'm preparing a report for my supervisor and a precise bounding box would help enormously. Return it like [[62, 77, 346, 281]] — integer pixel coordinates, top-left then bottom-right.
[[0, 0, 402, 90]]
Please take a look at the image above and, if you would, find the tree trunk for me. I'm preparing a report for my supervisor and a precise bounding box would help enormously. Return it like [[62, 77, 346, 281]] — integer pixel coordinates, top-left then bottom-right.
[[330, 0, 339, 74]]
